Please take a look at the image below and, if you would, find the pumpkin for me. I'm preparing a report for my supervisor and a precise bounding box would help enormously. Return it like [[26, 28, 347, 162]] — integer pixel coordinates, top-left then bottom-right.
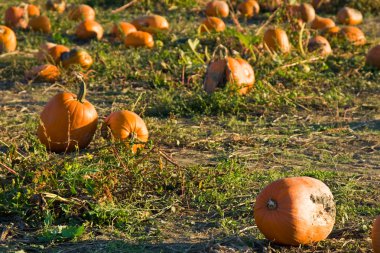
[[111, 22, 137, 40], [27, 4, 40, 17], [263, 28, 291, 54], [337, 7, 362, 26], [68, 4, 95, 21], [254, 176, 336, 246], [37, 80, 98, 153], [36, 42, 57, 61], [238, 0, 260, 18], [124, 31, 154, 48], [25, 64, 60, 82], [46, 0, 66, 13], [61, 48, 93, 69], [0, 25, 17, 53], [299, 3, 315, 23], [308, 36, 332, 56], [200, 17, 226, 33], [310, 15, 335, 30], [260, 0, 283, 11], [4, 6, 28, 29], [75, 20, 103, 40], [366, 44, 380, 70], [131, 15, 169, 34], [47, 45, 70, 64], [204, 57, 255, 95], [205, 1, 229, 18], [28, 16, 51, 33], [101, 110, 149, 153], [372, 215, 380, 253], [339, 26, 366, 46], [323, 26, 341, 37]]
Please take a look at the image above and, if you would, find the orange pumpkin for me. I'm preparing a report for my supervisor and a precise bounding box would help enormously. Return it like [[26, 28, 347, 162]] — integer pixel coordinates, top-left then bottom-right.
[[263, 28, 291, 54], [204, 57, 255, 95], [46, 0, 66, 13], [308, 36, 332, 56], [238, 0, 260, 18], [0, 25, 17, 53], [61, 48, 93, 69], [75, 20, 103, 40], [68, 4, 95, 21], [36, 42, 57, 62], [205, 1, 229, 18], [260, 0, 283, 11], [323, 26, 341, 37], [372, 216, 380, 253], [299, 3, 315, 23], [124, 31, 154, 48], [310, 15, 335, 30], [28, 16, 51, 33], [102, 110, 149, 153], [131, 15, 169, 34], [48, 45, 70, 64], [27, 4, 41, 17], [254, 176, 336, 246], [200, 17, 226, 33], [4, 6, 28, 29], [111, 22, 137, 40], [339, 26, 366, 46], [366, 44, 380, 70], [337, 7, 363, 25], [25, 64, 60, 82]]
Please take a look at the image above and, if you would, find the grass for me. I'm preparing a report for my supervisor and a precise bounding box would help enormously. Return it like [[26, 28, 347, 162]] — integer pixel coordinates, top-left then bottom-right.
[[0, 0, 380, 252]]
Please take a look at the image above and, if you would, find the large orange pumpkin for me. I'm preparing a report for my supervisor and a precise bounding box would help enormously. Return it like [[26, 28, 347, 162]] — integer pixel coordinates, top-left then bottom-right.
[[366, 44, 380, 70], [310, 15, 335, 30], [254, 176, 336, 246], [204, 57, 255, 95], [200, 17, 226, 33], [28, 16, 51, 33], [102, 110, 149, 153], [205, 1, 229, 18], [238, 0, 260, 18], [308, 36, 332, 56], [0, 25, 17, 53], [68, 4, 95, 21], [339, 26, 366, 46], [25, 64, 60, 83], [124, 31, 154, 48], [337, 7, 362, 25], [131, 15, 169, 34], [4, 6, 28, 29], [75, 20, 103, 40], [263, 28, 291, 54], [61, 48, 93, 69], [37, 81, 98, 152], [373, 216, 380, 253], [111, 22, 137, 40], [46, 0, 66, 13], [27, 4, 41, 17]]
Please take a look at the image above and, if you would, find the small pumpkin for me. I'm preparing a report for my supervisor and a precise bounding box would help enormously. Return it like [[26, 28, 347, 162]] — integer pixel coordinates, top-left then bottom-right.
[[46, 0, 66, 13], [200, 17, 226, 33], [75, 20, 103, 40], [61, 48, 93, 69], [299, 3, 315, 23], [0, 25, 17, 53], [238, 0, 260, 18], [366, 44, 380, 70], [205, 1, 229, 18], [260, 0, 283, 11], [339, 26, 366, 46], [37, 80, 98, 153], [36, 42, 57, 62], [323, 26, 341, 37], [48, 45, 70, 64], [204, 57, 255, 95], [307, 36, 332, 56], [372, 215, 380, 253], [337, 7, 362, 26], [111, 22, 137, 40], [263, 28, 291, 54], [68, 4, 95, 21], [27, 4, 41, 17], [131, 15, 169, 34], [310, 15, 335, 30], [124, 31, 154, 48], [254, 176, 336, 246], [4, 6, 28, 29], [25, 64, 60, 82], [28, 16, 51, 33], [101, 110, 149, 153]]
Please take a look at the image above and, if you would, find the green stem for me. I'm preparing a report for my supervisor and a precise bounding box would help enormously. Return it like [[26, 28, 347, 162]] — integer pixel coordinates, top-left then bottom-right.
[[77, 76, 87, 103]]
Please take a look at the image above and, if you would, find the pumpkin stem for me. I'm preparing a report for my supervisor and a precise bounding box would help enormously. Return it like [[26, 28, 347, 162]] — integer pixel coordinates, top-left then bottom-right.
[[212, 44, 229, 60], [75, 73, 87, 103], [267, 199, 277, 210]]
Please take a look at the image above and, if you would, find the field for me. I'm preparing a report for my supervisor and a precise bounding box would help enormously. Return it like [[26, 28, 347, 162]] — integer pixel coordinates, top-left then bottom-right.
[[0, 0, 380, 252]]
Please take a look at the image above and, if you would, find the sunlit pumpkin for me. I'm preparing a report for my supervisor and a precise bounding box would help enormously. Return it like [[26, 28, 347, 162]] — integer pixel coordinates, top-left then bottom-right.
[[366, 44, 380, 70], [124, 31, 154, 48], [28, 16, 51, 33], [75, 20, 103, 40], [111, 22, 137, 40], [337, 7, 362, 25], [48, 45, 70, 64], [27, 4, 40, 17], [238, 0, 260, 18], [205, 1, 229, 18], [46, 0, 66, 13], [4, 6, 28, 29], [102, 110, 149, 153], [307, 36, 332, 56], [204, 57, 255, 95], [263, 28, 291, 54], [0, 25, 17, 53], [339, 26, 366, 46], [254, 176, 336, 246], [372, 216, 380, 253], [299, 3, 315, 23], [260, 0, 283, 11], [68, 4, 95, 21], [131, 15, 169, 34], [200, 17, 226, 33], [310, 15, 335, 30], [25, 64, 60, 82], [61, 48, 93, 69]]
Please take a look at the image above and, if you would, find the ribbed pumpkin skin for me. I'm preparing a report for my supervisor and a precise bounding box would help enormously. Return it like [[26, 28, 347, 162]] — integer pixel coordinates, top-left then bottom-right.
[[111, 22, 137, 40], [124, 31, 154, 48], [373, 216, 380, 253], [68, 4, 95, 21], [131, 15, 169, 33], [238, 0, 260, 18], [75, 20, 104, 40], [37, 92, 98, 152], [311, 16, 335, 30], [366, 45, 380, 70], [0, 25, 17, 53], [337, 7, 363, 25], [339, 26, 366, 46], [4, 6, 27, 29], [27, 4, 40, 17], [205, 1, 229, 18], [201, 17, 226, 33], [29, 16, 51, 33], [25, 64, 60, 82], [254, 176, 336, 246], [308, 36, 332, 56], [263, 28, 291, 54]]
